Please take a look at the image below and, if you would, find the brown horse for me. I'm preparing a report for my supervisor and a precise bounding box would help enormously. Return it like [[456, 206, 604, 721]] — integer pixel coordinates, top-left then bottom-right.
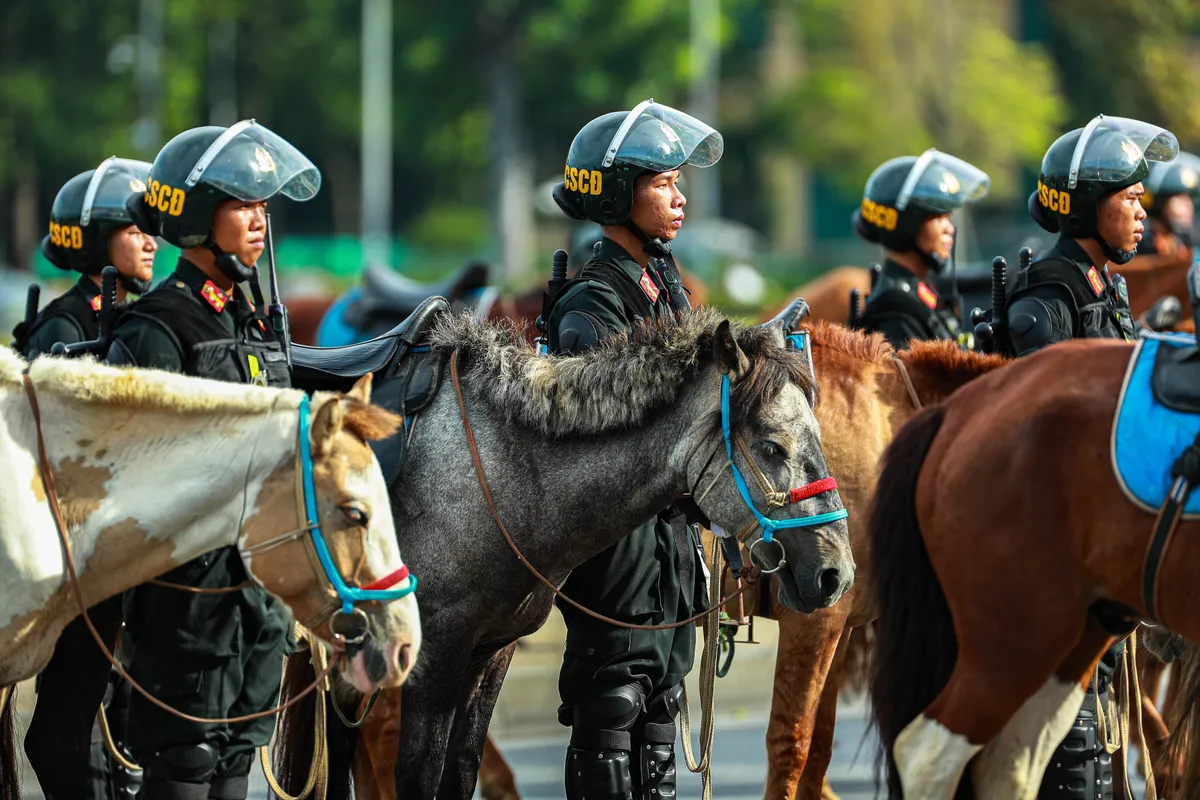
[[760, 267, 872, 327], [340, 322, 1010, 799], [865, 336, 1200, 798]]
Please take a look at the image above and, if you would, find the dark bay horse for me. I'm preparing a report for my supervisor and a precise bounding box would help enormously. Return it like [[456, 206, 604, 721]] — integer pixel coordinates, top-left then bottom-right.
[[272, 308, 855, 799], [866, 336, 1200, 798]]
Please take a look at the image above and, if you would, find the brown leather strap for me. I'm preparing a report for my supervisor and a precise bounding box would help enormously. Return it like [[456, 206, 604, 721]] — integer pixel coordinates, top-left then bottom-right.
[[449, 350, 750, 631], [21, 374, 335, 723], [892, 354, 923, 409], [147, 578, 257, 594]]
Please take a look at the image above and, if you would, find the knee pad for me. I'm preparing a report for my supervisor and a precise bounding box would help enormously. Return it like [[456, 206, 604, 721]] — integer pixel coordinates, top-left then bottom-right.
[[635, 742, 677, 800], [142, 743, 218, 786], [565, 745, 633, 800], [572, 683, 644, 750], [637, 683, 683, 746], [1038, 691, 1113, 800], [209, 752, 253, 800]]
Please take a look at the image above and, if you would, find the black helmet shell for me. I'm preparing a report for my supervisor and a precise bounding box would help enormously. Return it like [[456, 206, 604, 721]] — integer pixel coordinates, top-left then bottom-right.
[[1141, 151, 1200, 216], [41, 157, 152, 275], [131, 119, 321, 249], [853, 149, 990, 251], [553, 101, 723, 226], [1030, 115, 1178, 237]]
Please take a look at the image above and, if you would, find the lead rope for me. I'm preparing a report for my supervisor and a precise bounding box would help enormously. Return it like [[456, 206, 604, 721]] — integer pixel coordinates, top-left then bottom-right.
[[891, 354, 923, 409], [679, 537, 724, 800], [260, 624, 330, 800], [1094, 630, 1156, 800]]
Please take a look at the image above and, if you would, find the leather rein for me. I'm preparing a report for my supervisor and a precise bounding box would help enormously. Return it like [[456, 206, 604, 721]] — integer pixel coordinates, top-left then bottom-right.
[[448, 347, 845, 631]]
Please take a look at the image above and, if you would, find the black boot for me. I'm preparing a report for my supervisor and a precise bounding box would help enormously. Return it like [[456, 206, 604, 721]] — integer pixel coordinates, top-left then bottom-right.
[[1037, 686, 1113, 800], [140, 744, 218, 800]]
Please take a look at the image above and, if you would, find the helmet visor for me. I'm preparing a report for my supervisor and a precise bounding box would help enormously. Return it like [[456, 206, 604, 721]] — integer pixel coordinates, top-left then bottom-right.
[[602, 101, 723, 172], [895, 149, 991, 213], [1147, 151, 1200, 201], [79, 157, 153, 227], [1067, 115, 1179, 189], [185, 119, 321, 202]]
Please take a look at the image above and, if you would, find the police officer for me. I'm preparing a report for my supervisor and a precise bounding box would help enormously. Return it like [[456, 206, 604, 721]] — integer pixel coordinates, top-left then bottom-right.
[[105, 119, 319, 800], [1000, 114, 1179, 800], [851, 149, 990, 349], [20, 157, 157, 800], [546, 100, 722, 800], [14, 157, 157, 358], [1130, 150, 1200, 270]]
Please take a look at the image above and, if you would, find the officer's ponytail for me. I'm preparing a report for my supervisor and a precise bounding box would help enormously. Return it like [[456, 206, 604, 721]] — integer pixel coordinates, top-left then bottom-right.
[[1027, 190, 1060, 234]]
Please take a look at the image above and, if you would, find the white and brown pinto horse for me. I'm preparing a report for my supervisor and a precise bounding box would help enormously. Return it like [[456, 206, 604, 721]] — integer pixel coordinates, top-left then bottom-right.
[[0, 347, 421, 795]]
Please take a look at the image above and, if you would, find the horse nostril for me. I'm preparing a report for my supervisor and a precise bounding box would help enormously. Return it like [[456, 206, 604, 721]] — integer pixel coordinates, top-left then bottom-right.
[[399, 644, 413, 675], [817, 568, 841, 599]]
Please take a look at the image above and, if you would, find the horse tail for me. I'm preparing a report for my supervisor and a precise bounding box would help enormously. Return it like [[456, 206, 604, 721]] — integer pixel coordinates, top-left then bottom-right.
[[272, 650, 324, 797], [1162, 641, 1200, 797], [0, 684, 17, 800], [867, 404, 956, 798]]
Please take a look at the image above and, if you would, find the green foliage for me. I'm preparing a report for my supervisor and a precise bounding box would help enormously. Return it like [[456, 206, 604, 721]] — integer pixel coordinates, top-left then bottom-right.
[[773, 0, 1066, 198]]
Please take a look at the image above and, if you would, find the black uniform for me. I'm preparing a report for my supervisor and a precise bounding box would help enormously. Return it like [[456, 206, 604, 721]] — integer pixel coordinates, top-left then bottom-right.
[[18, 275, 138, 800], [1004, 236, 1135, 356], [857, 259, 963, 349], [547, 238, 708, 800], [106, 259, 292, 800]]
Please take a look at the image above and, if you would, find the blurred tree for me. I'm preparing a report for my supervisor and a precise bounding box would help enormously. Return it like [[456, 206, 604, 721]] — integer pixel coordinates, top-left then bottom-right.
[[1046, 0, 1200, 147], [765, 0, 1066, 199]]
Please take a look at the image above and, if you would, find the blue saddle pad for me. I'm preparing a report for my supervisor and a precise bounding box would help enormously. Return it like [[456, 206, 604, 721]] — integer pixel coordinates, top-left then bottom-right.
[[1113, 332, 1200, 517]]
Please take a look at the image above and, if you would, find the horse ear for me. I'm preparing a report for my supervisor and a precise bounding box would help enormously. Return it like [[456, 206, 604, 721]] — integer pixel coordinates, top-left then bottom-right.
[[348, 373, 373, 405], [310, 396, 346, 459], [714, 320, 750, 381]]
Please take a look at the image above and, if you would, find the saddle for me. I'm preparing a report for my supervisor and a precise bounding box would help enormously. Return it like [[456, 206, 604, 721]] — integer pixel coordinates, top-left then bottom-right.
[[351, 261, 489, 320], [291, 295, 450, 485], [1112, 331, 1200, 516]]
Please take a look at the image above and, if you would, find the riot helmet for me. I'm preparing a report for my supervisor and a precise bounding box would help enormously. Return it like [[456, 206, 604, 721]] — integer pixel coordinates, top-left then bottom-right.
[[852, 149, 990, 274], [128, 119, 321, 281], [552, 100, 722, 256], [1029, 114, 1178, 265], [41, 157, 156, 293], [1141, 151, 1200, 248]]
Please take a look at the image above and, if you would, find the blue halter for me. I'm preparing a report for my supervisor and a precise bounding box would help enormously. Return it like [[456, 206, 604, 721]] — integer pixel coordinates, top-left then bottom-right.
[[720, 340, 848, 544], [298, 395, 417, 615]]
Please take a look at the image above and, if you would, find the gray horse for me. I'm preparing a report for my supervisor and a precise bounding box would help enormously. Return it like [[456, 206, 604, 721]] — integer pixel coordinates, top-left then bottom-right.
[[277, 306, 853, 799]]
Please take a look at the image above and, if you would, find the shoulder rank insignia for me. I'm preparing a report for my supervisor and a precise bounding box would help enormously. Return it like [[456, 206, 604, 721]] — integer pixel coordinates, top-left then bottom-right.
[[638, 270, 661, 303], [916, 281, 939, 309], [90, 295, 102, 312], [200, 280, 228, 313], [1085, 266, 1105, 297]]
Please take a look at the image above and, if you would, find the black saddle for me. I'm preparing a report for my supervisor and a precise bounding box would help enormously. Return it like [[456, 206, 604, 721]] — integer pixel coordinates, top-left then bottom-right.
[[1151, 266, 1200, 414], [361, 260, 489, 315], [291, 295, 451, 485]]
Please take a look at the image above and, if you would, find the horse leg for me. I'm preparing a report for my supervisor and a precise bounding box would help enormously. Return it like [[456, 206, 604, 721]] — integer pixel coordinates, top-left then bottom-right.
[[891, 609, 1086, 800], [794, 624, 853, 800], [763, 604, 848, 800], [351, 686, 403, 800], [393, 633, 472, 798], [436, 643, 518, 800], [478, 734, 520, 800], [969, 615, 1113, 800]]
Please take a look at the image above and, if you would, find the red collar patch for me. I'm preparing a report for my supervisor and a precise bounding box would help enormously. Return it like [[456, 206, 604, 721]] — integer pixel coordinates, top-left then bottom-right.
[[638, 270, 661, 303], [89, 295, 102, 312], [916, 281, 939, 309], [1085, 266, 1105, 297], [200, 280, 228, 313]]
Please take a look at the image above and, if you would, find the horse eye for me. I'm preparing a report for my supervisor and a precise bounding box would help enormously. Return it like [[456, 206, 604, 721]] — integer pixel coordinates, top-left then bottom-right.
[[341, 505, 369, 527], [759, 441, 787, 461]]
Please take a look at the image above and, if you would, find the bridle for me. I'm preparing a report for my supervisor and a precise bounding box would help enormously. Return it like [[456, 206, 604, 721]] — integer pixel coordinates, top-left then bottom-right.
[[20, 379, 415, 723], [690, 328, 847, 574]]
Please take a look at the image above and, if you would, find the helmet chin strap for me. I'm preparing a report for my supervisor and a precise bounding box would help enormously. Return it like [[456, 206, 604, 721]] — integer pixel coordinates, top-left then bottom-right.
[[918, 249, 948, 274], [206, 239, 256, 282], [624, 219, 672, 259], [1097, 235, 1137, 266], [118, 274, 151, 295]]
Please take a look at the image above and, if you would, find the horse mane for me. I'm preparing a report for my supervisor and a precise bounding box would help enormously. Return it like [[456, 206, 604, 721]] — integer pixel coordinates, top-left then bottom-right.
[[0, 346, 26, 386], [26, 354, 301, 416], [808, 320, 893, 365], [427, 308, 813, 437]]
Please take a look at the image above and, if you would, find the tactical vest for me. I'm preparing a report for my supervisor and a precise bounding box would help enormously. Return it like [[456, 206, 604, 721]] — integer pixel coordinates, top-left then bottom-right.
[[12, 284, 100, 356], [858, 274, 960, 343], [1009, 257, 1135, 341], [546, 258, 668, 352], [121, 284, 290, 388]]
